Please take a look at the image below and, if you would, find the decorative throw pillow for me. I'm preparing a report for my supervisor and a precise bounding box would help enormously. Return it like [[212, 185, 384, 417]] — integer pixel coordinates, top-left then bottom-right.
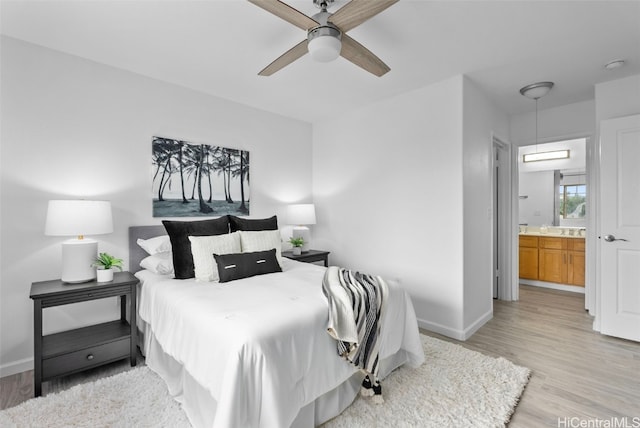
[[229, 215, 278, 232], [238, 229, 283, 266], [214, 249, 282, 283], [162, 217, 230, 279], [137, 235, 172, 255], [189, 233, 241, 282], [140, 253, 174, 275]]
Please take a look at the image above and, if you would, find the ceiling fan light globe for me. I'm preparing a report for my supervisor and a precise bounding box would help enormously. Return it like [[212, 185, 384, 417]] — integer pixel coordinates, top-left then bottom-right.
[[308, 35, 341, 62]]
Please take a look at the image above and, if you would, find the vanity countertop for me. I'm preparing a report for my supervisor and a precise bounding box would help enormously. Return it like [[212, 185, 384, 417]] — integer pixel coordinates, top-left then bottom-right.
[[519, 232, 585, 239]]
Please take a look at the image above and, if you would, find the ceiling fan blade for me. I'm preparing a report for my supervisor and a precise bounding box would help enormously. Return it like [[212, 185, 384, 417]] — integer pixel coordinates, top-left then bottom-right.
[[248, 0, 319, 31], [328, 0, 399, 33], [258, 40, 308, 76], [340, 34, 390, 77]]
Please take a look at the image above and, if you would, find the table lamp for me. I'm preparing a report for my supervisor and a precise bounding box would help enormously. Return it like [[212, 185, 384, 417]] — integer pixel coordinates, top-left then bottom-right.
[[287, 203, 316, 253], [45, 200, 113, 283]]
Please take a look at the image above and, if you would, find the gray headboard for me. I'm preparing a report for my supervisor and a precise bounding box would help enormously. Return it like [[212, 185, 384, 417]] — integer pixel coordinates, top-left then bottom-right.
[[128, 225, 167, 273]]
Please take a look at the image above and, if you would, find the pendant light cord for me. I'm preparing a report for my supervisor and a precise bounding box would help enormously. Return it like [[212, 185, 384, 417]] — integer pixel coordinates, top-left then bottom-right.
[[535, 97, 539, 154]]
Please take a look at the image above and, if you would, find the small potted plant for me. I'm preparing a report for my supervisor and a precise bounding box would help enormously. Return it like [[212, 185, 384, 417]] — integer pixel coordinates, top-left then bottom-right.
[[92, 252, 124, 282], [289, 237, 305, 256]]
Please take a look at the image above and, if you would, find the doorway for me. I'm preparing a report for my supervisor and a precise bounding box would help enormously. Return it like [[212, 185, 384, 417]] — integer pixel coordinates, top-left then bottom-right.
[[492, 137, 513, 301], [511, 136, 592, 308]]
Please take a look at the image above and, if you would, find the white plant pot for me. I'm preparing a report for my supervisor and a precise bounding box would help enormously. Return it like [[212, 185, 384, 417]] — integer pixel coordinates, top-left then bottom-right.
[[292, 247, 302, 256], [96, 268, 114, 283]]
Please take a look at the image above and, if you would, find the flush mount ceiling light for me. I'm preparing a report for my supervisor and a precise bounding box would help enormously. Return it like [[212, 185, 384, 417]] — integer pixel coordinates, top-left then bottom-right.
[[519, 82, 554, 100], [604, 59, 625, 70], [523, 150, 570, 163]]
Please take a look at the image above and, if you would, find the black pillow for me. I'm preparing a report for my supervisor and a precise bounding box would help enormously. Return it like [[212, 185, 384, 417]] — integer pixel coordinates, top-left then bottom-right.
[[162, 217, 230, 279], [229, 215, 278, 232], [214, 249, 282, 283]]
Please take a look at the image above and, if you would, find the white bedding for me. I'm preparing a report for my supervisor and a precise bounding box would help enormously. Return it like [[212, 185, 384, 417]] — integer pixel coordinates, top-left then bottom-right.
[[137, 258, 424, 428]]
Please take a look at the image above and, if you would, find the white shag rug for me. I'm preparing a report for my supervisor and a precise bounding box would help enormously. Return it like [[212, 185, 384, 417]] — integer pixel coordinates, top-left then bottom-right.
[[0, 335, 529, 428]]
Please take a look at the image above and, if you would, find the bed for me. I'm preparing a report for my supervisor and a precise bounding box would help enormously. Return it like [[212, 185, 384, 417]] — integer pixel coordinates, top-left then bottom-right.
[[129, 223, 424, 428]]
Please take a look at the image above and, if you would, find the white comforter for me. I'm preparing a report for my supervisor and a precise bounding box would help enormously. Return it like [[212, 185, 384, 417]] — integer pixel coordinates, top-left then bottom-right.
[[137, 259, 424, 428]]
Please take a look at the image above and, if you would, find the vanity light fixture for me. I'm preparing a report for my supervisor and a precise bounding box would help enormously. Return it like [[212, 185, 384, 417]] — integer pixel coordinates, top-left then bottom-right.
[[523, 149, 570, 163]]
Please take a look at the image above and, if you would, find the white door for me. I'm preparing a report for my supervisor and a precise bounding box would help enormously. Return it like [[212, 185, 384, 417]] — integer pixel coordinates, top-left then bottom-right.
[[600, 114, 640, 342]]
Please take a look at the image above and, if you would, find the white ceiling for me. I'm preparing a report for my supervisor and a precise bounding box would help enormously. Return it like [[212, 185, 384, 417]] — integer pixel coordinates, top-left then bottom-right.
[[2, 0, 639, 123]]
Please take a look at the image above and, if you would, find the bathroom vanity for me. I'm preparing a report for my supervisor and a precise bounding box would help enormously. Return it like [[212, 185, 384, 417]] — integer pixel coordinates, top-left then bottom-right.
[[519, 228, 585, 287]]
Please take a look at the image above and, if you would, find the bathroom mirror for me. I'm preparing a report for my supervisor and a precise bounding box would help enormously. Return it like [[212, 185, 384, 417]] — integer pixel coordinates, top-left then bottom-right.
[[518, 139, 587, 227]]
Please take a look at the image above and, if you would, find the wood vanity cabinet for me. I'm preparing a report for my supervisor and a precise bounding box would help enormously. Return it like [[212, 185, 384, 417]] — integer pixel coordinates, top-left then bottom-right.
[[520, 236, 585, 287], [539, 237, 568, 283], [519, 236, 539, 280], [567, 239, 586, 286]]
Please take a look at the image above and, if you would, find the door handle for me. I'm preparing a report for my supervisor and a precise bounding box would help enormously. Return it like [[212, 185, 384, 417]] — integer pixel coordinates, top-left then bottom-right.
[[602, 234, 629, 242]]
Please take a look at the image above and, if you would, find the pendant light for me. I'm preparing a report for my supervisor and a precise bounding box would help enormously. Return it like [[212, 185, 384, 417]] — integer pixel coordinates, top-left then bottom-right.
[[519, 82, 568, 162]]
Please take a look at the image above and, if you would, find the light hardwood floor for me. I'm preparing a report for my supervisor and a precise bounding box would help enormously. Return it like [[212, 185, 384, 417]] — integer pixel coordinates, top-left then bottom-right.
[[2, 285, 639, 427], [425, 285, 640, 427]]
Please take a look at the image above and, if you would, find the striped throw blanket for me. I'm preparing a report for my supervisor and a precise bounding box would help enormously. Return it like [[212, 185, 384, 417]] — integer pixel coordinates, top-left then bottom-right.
[[322, 266, 388, 402]]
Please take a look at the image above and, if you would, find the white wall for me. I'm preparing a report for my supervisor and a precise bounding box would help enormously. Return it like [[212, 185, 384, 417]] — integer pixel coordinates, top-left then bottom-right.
[[313, 76, 465, 336], [461, 77, 509, 331], [519, 170, 555, 226], [313, 75, 508, 339], [595, 75, 640, 122], [510, 100, 595, 146], [0, 37, 313, 375]]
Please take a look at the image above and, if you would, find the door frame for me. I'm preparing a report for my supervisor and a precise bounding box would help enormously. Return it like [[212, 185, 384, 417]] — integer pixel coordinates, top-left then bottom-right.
[[492, 135, 516, 301], [508, 133, 595, 306]]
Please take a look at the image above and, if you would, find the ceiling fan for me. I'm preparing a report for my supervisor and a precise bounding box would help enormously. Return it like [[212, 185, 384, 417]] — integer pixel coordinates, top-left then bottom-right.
[[248, 0, 398, 77]]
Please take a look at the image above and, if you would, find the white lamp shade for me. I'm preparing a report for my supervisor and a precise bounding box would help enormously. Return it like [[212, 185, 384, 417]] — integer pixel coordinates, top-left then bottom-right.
[[287, 204, 316, 225], [45, 200, 113, 237], [308, 35, 341, 62]]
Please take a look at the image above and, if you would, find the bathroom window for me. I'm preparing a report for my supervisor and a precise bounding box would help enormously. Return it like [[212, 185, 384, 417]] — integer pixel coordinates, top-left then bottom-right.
[[559, 184, 586, 219]]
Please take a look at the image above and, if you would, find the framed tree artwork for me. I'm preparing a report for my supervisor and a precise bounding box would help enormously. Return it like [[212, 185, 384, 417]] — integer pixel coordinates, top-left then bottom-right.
[[152, 136, 250, 217]]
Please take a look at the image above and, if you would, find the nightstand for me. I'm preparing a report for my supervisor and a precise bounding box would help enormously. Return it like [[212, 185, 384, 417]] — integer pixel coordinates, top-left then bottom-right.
[[30, 271, 138, 397], [282, 249, 330, 267]]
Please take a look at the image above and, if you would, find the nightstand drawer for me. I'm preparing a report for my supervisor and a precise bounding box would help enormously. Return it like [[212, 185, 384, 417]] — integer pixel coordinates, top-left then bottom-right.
[[42, 339, 130, 379], [41, 285, 132, 308]]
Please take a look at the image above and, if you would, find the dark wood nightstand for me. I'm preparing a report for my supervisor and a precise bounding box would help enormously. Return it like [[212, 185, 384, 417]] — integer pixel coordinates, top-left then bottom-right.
[[29, 271, 138, 397], [282, 249, 330, 267]]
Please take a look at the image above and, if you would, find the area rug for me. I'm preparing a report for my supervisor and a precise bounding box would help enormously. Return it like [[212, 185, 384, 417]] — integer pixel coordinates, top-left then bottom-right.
[[0, 335, 530, 428]]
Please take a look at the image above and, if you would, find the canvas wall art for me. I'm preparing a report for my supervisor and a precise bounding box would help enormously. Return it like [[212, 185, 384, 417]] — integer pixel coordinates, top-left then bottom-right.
[[152, 136, 250, 217]]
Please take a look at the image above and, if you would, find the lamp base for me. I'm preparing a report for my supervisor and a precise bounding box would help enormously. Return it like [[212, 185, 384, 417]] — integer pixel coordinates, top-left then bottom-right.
[[61, 239, 97, 283], [292, 226, 311, 253]]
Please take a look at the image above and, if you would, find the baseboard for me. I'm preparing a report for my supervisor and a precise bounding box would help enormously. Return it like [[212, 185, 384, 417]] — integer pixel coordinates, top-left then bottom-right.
[[417, 318, 466, 341], [520, 279, 585, 294], [0, 357, 32, 378], [462, 309, 493, 340], [417, 309, 493, 342]]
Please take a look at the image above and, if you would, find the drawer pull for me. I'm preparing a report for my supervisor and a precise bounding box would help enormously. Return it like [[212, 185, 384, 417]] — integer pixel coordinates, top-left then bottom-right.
[[86, 354, 94, 361]]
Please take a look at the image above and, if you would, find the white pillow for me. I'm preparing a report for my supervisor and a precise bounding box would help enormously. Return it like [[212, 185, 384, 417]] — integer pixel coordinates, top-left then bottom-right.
[[189, 232, 241, 282], [137, 235, 172, 255], [239, 230, 283, 266], [140, 253, 174, 275]]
